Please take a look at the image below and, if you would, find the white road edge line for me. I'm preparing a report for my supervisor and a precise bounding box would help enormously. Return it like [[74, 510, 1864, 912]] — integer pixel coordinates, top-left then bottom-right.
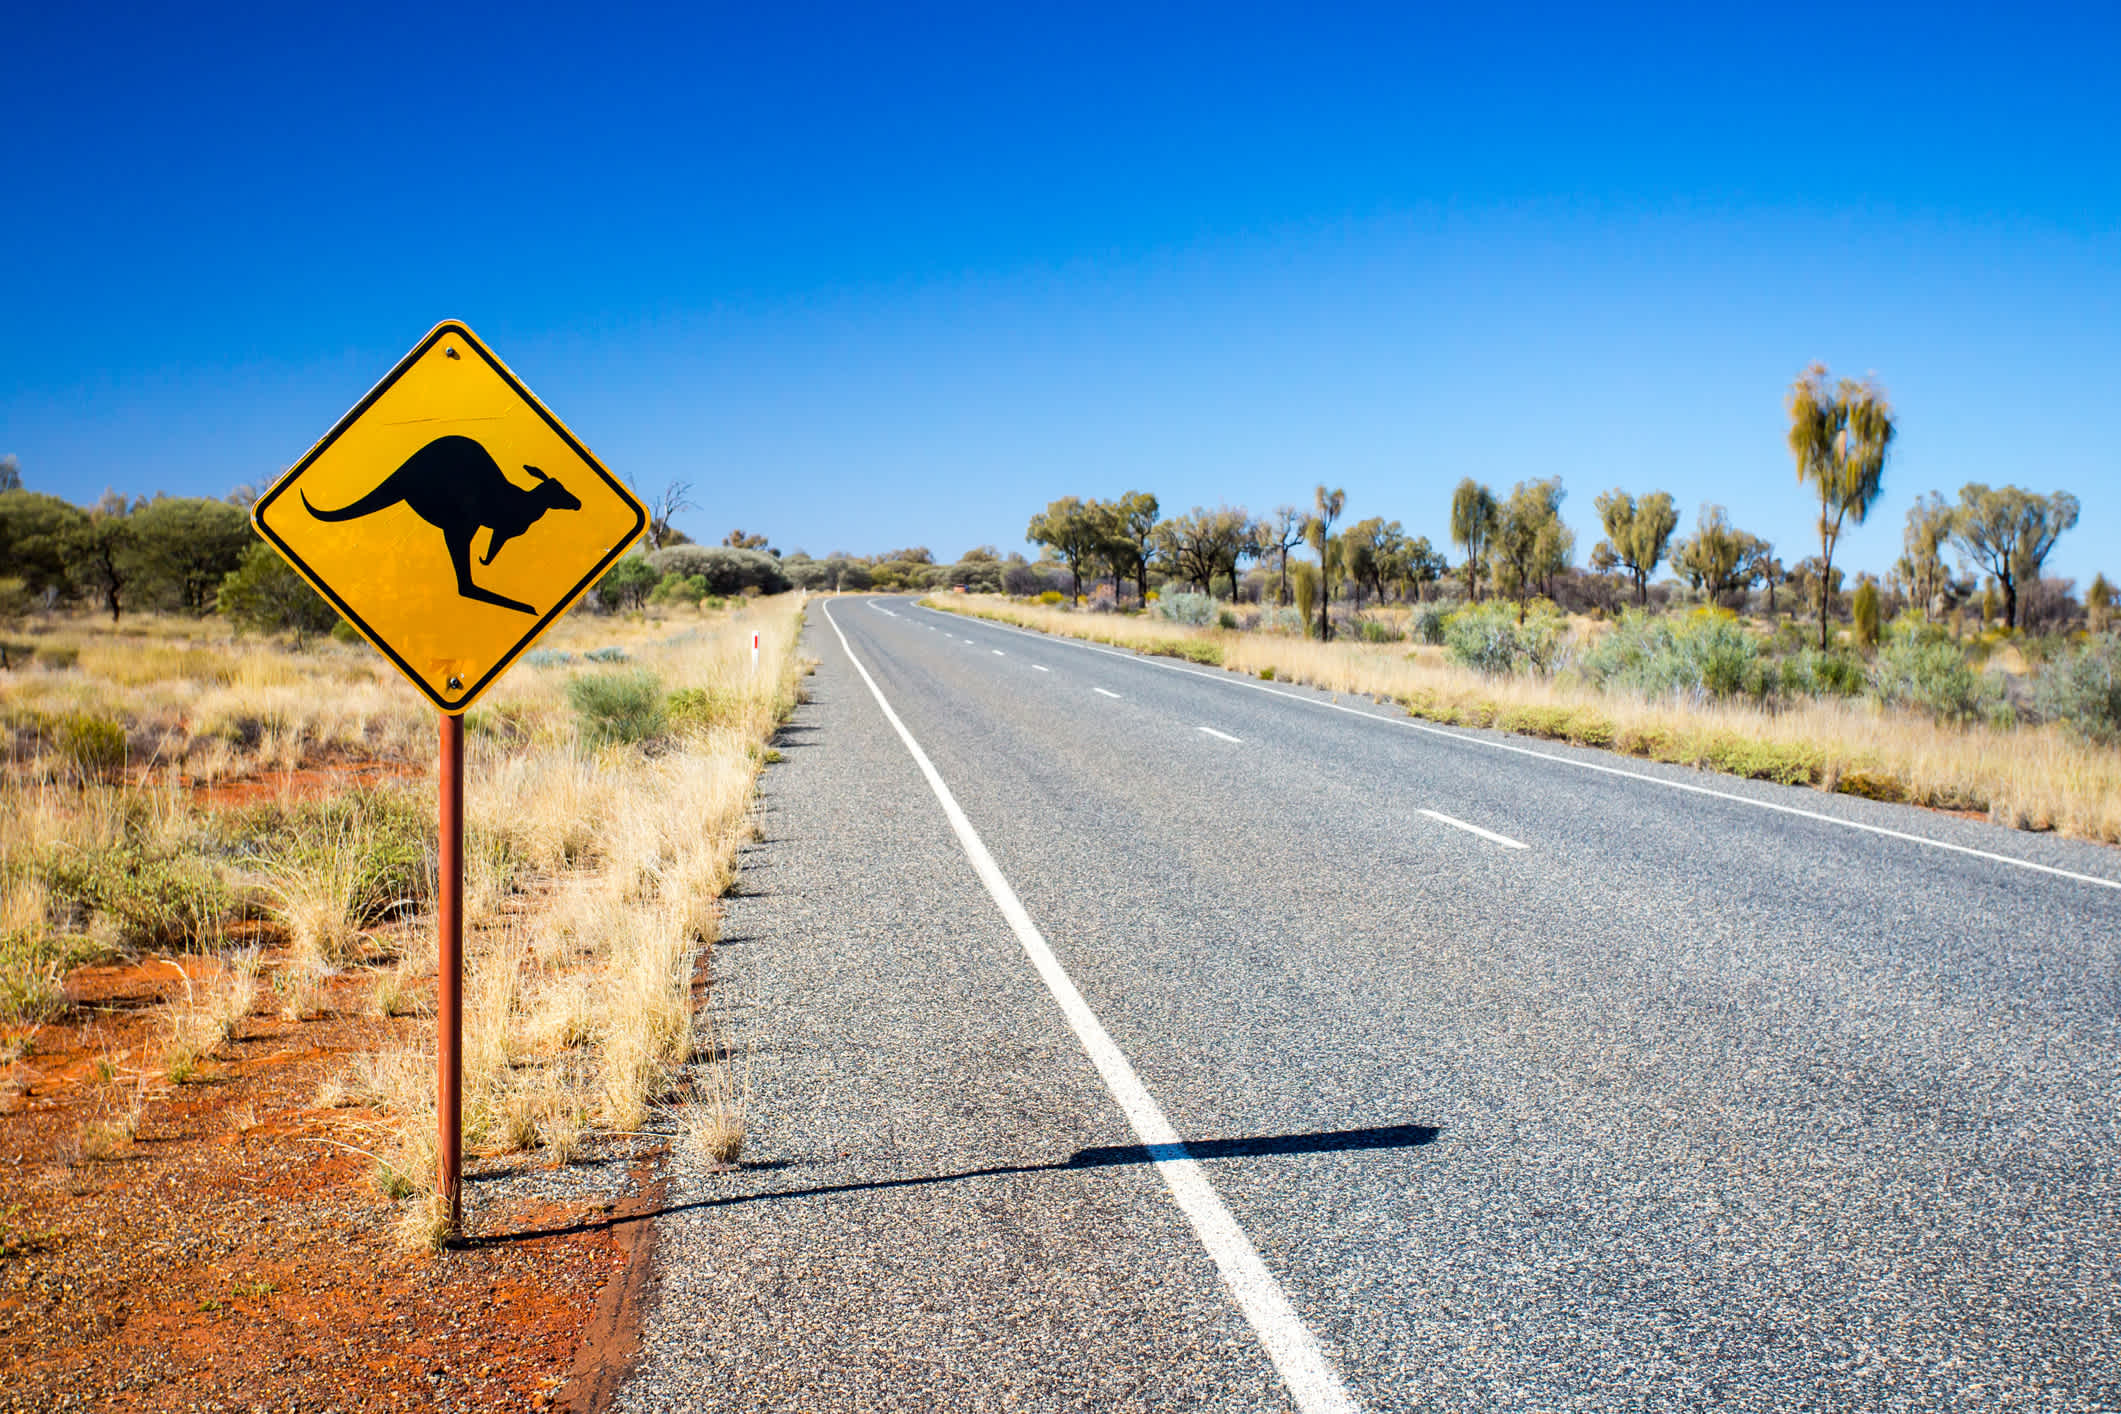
[[821, 601, 1361, 1414], [1093, 687, 1122, 699], [914, 603, 2120, 893], [1419, 808, 1527, 850], [1198, 726, 1243, 744]]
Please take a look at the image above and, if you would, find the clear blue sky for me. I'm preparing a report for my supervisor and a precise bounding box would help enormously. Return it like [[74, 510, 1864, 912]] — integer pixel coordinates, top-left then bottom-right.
[[5, 3, 2116, 582]]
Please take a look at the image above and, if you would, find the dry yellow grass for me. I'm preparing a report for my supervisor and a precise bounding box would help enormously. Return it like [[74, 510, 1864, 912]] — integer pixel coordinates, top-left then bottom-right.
[[344, 594, 808, 1239], [930, 595, 2121, 845], [5, 592, 806, 1244]]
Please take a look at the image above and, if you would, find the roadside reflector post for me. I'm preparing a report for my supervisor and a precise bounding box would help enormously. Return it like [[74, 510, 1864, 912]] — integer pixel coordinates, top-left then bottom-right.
[[751, 630, 760, 674], [437, 712, 465, 1240]]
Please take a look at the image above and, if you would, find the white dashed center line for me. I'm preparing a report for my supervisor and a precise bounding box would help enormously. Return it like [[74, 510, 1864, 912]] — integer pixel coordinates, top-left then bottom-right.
[[1093, 687, 1121, 699], [1033, 665, 1049, 673], [1197, 726, 1242, 744], [1419, 809, 1527, 850], [993, 649, 1005, 656]]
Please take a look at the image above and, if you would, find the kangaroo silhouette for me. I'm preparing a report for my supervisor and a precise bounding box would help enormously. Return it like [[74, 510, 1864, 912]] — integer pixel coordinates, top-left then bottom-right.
[[301, 434, 582, 614]]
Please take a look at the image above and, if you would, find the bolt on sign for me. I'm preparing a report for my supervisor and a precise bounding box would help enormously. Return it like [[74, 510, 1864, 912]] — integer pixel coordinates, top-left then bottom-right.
[[252, 320, 647, 712]]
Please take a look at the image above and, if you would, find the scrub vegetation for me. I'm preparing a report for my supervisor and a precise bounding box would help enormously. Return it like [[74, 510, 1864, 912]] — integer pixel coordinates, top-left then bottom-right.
[[1, 585, 806, 1248]]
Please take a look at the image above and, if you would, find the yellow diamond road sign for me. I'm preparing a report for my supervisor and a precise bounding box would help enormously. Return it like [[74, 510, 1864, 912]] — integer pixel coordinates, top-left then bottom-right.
[[253, 321, 647, 713]]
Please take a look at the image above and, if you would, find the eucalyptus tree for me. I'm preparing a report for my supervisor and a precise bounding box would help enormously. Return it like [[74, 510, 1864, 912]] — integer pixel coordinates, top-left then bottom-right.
[[1671, 504, 1771, 607], [1901, 491, 1955, 620], [1400, 536, 1448, 603], [1155, 505, 1253, 600], [1258, 505, 1306, 605], [1489, 478, 1570, 622], [1592, 488, 1679, 606], [1449, 479, 1498, 603], [1306, 485, 1346, 639], [1947, 483, 2080, 631], [1026, 496, 1103, 603], [1104, 491, 1160, 605], [1339, 516, 1393, 610], [1787, 363, 1897, 648]]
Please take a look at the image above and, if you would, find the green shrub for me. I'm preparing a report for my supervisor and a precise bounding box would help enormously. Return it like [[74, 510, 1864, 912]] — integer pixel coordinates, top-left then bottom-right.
[[1869, 639, 2006, 725], [1150, 639, 1223, 666], [41, 847, 232, 950], [1153, 592, 1219, 627], [524, 649, 575, 667], [648, 573, 709, 608], [1575, 610, 1760, 701], [1782, 648, 1866, 698], [230, 787, 434, 924], [2033, 634, 2121, 743], [1, 924, 115, 1019], [1852, 580, 1881, 649], [1357, 619, 1403, 644], [668, 686, 741, 734], [217, 542, 340, 641], [1217, 609, 1240, 631], [569, 669, 665, 747], [1414, 606, 1449, 646], [330, 618, 361, 644], [54, 712, 127, 781], [1443, 601, 1565, 676]]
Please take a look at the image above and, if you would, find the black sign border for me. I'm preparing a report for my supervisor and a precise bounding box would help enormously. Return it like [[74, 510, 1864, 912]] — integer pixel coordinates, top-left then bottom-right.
[[252, 320, 648, 715]]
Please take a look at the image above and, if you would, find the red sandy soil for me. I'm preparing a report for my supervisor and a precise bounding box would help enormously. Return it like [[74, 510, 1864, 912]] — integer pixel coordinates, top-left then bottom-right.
[[180, 758, 428, 811], [1, 955, 642, 1413]]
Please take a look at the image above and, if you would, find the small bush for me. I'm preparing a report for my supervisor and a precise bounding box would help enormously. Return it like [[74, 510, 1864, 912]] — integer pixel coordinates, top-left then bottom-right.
[[584, 646, 630, 664], [1576, 610, 1760, 702], [1357, 618, 1403, 644], [569, 670, 665, 747], [1782, 649, 1866, 698], [2033, 634, 2121, 743], [1442, 602, 1565, 676], [41, 848, 232, 950], [1852, 580, 1881, 649], [0, 930, 107, 1021], [648, 574, 708, 608], [236, 787, 434, 948], [1037, 590, 1065, 606], [1153, 592, 1220, 627], [217, 542, 339, 641], [1217, 609, 1240, 631], [524, 649, 575, 667], [1256, 605, 1306, 635], [53, 712, 127, 781], [1414, 606, 1449, 646], [32, 644, 79, 670], [1869, 639, 2006, 725], [668, 686, 741, 734]]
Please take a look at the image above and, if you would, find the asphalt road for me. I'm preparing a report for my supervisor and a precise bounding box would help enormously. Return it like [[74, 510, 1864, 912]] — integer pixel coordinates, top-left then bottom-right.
[[620, 596, 2121, 1413]]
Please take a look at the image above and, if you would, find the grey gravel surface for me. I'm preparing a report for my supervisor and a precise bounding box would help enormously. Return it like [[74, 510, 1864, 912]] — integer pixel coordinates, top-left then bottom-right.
[[622, 596, 2121, 1413]]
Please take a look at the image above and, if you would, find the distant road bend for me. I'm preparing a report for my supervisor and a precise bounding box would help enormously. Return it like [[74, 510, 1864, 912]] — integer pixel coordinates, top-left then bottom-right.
[[621, 595, 2121, 1414]]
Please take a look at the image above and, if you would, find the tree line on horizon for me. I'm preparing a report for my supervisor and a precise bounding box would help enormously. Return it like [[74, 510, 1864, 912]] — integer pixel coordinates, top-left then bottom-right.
[[1007, 364, 2100, 644], [0, 363, 2105, 646]]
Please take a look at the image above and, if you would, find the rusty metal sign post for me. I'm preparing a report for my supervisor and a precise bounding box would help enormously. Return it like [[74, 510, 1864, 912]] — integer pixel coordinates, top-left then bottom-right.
[[251, 320, 646, 1239]]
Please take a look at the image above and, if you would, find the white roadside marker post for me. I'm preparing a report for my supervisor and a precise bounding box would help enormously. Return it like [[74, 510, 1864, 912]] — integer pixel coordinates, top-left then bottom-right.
[[751, 630, 760, 675]]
